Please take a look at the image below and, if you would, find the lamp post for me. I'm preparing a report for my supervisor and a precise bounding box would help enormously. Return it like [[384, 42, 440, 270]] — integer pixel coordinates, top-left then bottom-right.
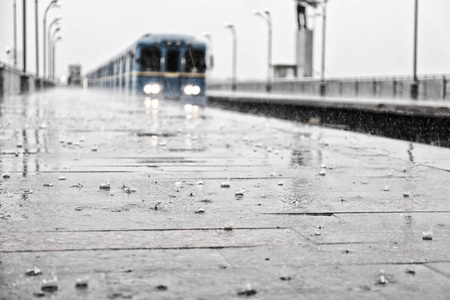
[[13, 0, 17, 66], [43, 0, 60, 82], [319, 0, 328, 96], [410, 0, 419, 100], [223, 22, 237, 91], [202, 32, 213, 81], [202, 32, 213, 67], [35, 0, 39, 78], [251, 8, 272, 92], [49, 27, 61, 81], [47, 18, 61, 80], [52, 35, 62, 82], [22, 0, 26, 73]]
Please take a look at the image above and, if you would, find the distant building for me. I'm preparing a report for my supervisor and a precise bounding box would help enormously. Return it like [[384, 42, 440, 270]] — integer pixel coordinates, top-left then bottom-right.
[[68, 64, 82, 86], [273, 64, 297, 78]]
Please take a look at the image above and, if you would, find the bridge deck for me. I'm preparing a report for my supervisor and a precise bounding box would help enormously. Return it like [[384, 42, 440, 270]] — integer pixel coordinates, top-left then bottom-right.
[[1, 88, 450, 299]]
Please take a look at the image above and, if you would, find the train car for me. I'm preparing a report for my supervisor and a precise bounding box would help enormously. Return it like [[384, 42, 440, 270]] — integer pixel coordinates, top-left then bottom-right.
[[86, 33, 207, 106]]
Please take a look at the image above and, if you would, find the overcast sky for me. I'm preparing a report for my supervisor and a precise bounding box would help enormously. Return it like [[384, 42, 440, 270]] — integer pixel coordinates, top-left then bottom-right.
[[0, 0, 449, 81]]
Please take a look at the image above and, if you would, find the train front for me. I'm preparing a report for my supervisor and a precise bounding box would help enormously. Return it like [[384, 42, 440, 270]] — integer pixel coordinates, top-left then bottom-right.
[[136, 35, 207, 106]]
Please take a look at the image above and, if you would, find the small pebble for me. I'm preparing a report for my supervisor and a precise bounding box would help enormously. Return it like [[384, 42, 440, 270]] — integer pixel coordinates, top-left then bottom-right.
[[75, 279, 89, 289], [220, 182, 231, 188], [58, 176, 66, 181], [43, 183, 53, 187], [25, 266, 42, 276], [156, 285, 168, 291], [422, 231, 433, 240], [195, 208, 205, 214], [318, 170, 326, 176], [41, 279, 58, 292], [2, 173, 10, 179], [99, 182, 111, 190]]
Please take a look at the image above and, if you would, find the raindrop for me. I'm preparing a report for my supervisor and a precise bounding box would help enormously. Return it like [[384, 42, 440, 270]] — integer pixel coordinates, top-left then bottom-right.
[[153, 202, 161, 210], [22, 189, 33, 195], [122, 183, 136, 193]]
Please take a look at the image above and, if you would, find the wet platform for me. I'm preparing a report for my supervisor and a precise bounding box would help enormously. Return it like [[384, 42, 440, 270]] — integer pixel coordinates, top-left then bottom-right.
[[1, 88, 450, 299]]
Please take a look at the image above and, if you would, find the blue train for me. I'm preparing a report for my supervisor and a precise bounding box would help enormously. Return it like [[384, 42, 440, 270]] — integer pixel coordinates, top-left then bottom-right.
[[86, 33, 207, 106]]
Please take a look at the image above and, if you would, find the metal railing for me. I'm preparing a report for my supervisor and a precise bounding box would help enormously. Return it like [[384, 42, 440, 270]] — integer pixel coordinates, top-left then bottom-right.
[[209, 74, 449, 101]]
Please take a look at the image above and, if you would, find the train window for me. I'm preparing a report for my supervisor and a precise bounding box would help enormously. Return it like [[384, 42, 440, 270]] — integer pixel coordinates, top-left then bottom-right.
[[141, 47, 161, 71], [167, 50, 179, 72], [185, 49, 206, 73]]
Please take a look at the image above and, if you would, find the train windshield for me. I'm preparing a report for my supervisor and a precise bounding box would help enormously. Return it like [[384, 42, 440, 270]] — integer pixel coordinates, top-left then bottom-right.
[[141, 47, 161, 71], [185, 49, 206, 73], [167, 50, 180, 72]]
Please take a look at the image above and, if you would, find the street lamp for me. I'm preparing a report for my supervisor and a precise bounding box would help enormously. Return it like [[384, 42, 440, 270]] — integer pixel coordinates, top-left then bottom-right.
[[50, 27, 61, 81], [223, 22, 237, 91], [411, 0, 419, 100], [202, 32, 213, 68], [202, 32, 213, 81], [251, 8, 272, 92], [52, 35, 62, 82], [47, 18, 61, 79], [43, 0, 60, 81]]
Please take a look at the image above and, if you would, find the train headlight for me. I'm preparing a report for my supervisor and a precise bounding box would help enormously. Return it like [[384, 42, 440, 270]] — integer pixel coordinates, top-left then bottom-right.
[[183, 85, 201, 96], [143, 83, 161, 94], [191, 85, 201, 95]]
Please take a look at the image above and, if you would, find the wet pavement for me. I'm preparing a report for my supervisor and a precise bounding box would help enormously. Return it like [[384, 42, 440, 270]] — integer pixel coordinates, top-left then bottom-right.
[[1, 88, 450, 299]]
